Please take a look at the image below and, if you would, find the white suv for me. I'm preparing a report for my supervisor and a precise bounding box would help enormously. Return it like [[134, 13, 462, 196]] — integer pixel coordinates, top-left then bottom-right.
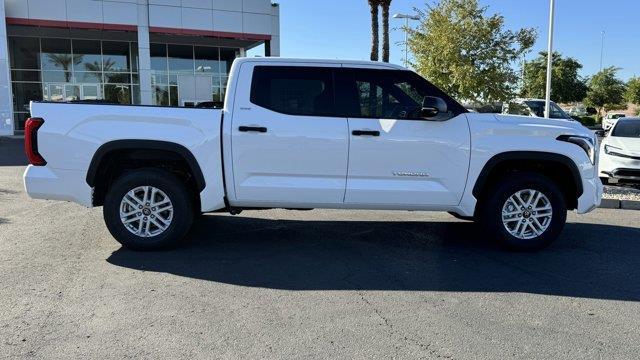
[[599, 117, 640, 184]]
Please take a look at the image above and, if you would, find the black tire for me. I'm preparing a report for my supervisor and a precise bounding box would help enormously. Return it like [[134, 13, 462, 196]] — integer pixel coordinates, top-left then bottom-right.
[[103, 168, 194, 251], [479, 172, 567, 251]]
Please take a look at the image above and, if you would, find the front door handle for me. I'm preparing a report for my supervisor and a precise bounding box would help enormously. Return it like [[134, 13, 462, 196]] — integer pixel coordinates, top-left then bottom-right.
[[352, 130, 380, 137], [239, 126, 268, 133]]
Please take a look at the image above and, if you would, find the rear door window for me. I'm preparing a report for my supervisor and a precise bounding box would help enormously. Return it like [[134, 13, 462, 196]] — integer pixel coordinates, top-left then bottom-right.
[[250, 66, 336, 117]]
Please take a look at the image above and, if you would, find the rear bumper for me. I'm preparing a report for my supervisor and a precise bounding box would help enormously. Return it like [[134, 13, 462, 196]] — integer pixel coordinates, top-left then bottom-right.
[[23, 165, 93, 207]]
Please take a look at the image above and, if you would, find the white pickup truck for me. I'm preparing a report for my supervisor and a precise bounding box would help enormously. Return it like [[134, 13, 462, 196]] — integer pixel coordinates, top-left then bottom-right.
[[23, 58, 602, 251]]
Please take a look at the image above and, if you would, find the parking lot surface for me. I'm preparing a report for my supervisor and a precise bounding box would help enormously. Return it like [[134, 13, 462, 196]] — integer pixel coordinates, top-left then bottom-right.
[[1, 137, 640, 359]]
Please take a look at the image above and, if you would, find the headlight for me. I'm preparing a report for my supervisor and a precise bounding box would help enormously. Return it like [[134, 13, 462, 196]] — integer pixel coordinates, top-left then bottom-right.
[[557, 135, 597, 164], [604, 145, 635, 159]]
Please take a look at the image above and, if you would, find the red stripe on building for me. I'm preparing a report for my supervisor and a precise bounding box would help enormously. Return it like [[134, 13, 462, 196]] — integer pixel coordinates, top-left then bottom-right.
[[149, 26, 271, 41]]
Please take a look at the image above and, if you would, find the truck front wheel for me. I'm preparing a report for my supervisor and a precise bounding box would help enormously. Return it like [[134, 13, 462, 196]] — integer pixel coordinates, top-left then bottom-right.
[[103, 168, 194, 250], [479, 172, 567, 251]]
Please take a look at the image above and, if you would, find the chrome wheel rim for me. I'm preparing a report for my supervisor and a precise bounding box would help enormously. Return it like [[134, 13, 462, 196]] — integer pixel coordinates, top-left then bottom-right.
[[501, 189, 553, 240], [119, 186, 173, 238]]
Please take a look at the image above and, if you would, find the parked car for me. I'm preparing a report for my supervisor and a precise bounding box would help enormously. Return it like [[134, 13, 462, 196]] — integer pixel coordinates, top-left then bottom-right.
[[599, 117, 640, 184], [603, 113, 627, 131], [23, 58, 602, 251], [502, 98, 574, 121], [567, 105, 587, 117]]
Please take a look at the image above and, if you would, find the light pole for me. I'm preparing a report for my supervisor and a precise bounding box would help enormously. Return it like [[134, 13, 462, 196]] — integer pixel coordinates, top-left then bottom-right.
[[393, 13, 420, 68], [544, 0, 555, 118], [600, 30, 605, 71]]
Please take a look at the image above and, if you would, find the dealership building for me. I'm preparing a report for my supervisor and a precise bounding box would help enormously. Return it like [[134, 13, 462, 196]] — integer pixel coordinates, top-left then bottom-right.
[[0, 0, 280, 135]]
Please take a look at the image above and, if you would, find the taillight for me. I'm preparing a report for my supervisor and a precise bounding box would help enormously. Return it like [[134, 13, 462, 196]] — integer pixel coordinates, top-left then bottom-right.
[[24, 117, 47, 166]]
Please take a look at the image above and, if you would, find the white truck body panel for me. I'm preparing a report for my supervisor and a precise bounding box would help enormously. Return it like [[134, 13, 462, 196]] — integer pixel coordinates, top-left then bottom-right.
[[24, 103, 226, 212]]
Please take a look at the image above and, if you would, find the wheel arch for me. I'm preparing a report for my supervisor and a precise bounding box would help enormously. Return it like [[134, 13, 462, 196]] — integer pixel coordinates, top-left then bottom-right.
[[86, 140, 206, 207], [472, 151, 583, 211]]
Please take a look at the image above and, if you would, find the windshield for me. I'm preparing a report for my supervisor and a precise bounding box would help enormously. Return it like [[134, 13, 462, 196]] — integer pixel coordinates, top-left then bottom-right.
[[524, 101, 570, 119], [611, 119, 640, 137]]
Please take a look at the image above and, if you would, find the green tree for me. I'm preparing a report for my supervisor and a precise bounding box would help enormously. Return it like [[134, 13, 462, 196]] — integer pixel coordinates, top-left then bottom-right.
[[624, 76, 640, 105], [407, 0, 536, 102], [368, 0, 380, 61], [585, 67, 627, 118], [521, 52, 588, 103]]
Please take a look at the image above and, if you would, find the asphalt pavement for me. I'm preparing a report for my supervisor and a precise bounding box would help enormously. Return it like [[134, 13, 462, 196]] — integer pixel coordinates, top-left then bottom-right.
[[1, 137, 640, 359]]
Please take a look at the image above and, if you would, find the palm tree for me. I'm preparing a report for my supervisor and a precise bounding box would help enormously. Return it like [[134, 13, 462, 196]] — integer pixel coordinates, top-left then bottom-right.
[[368, 0, 380, 61], [380, 0, 392, 62], [46, 54, 82, 82]]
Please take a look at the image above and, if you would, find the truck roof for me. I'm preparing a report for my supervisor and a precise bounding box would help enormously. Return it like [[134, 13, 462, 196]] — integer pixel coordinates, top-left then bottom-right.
[[234, 57, 408, 71]]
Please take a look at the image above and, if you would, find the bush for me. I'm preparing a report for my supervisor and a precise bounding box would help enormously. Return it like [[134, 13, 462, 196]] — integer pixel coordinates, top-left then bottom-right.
[[571, 116, 596, 126]]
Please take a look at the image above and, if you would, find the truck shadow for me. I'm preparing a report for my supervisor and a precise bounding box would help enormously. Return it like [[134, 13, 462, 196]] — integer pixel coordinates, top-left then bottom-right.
[[107, 215, 640, 301]]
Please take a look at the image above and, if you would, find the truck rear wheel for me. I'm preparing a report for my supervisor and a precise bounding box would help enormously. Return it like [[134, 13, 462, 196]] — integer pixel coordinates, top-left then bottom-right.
[[103, 168, 194, 250], [479, 172, 567, 251]]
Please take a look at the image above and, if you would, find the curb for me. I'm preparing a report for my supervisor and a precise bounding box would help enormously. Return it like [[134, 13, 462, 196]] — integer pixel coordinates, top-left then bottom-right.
[[599, 198, 640, 210]]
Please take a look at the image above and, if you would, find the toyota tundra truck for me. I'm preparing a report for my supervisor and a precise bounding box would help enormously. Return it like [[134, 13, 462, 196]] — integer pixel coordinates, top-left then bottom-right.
[[23, 58, 603, 251]]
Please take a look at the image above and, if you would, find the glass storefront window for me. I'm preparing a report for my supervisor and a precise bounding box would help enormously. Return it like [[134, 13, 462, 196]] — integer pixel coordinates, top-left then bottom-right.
[[150, 44, 168, 72], [220, 48, 239, 75], [12, 82, 42, 112], [152, 43, 239, 107], [195, 46, 219, 73], [40, 39, 74, 71], [9, 37, 39, 69], [73, 40, 102, 72], [168, 45, 194, 73], [102, 41, 131, 72], [105, 84, 131, 104], [9, 36, 140, 130], [8, 35, 242, 130]]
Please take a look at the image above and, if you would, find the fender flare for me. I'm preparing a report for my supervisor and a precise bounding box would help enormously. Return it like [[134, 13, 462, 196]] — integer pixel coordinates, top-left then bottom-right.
[[472, 151, 583, 199], [86, 140, 206, 192]]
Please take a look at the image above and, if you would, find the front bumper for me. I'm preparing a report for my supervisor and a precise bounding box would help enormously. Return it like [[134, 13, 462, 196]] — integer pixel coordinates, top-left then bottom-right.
[[23, 165, 93, 207], [577, 175, 602, 213], [599, 152, 640, 182]]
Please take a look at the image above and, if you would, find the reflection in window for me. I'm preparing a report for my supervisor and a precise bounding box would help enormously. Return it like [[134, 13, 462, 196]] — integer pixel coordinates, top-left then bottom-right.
[[9, 37, 39, 69], [168, 45, 193, 73], [74, 40, 102, 72], [195, 46, 219, 73], [105, 84, 131, 104], [102, 41, 131, 72], [9, 36, 140, 130], [151, 44, 240, 107]]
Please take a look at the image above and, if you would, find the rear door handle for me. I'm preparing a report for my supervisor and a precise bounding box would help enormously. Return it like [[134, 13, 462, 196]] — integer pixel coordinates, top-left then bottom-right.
[[239, 126, 267, 133], [352, 130, 380, 137]]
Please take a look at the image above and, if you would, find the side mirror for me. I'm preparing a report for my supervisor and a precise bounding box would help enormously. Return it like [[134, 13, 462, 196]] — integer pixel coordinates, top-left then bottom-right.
[[421, 96, 447, 119]]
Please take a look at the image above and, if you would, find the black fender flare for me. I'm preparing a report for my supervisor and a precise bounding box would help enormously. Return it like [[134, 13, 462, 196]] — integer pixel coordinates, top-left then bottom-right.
[[86, 139, 206, 192], [472, 151, 583, 199]]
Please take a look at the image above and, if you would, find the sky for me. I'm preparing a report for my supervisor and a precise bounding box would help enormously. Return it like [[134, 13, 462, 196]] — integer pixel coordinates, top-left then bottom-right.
[[274, 0, 640, 81]]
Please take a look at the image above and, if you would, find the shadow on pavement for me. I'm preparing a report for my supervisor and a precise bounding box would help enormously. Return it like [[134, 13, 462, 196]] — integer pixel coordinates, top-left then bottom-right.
[[107, 215, 640, 301], [0, 137, 27, 166]]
